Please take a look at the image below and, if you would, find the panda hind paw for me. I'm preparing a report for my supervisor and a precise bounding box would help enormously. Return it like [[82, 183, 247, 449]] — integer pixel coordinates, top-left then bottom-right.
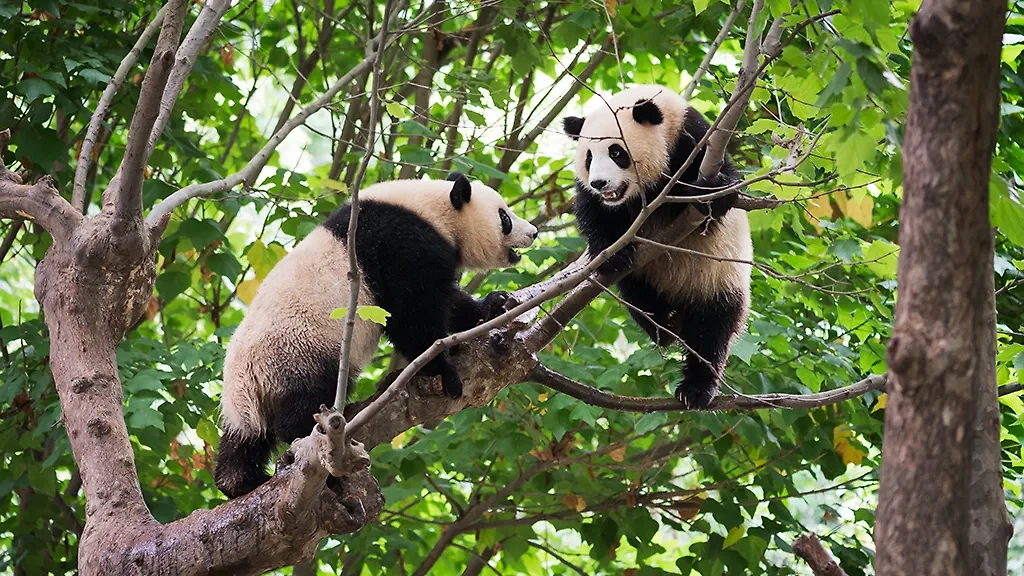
[[675, 384, 717, 410], [441, 368, 464, 399]]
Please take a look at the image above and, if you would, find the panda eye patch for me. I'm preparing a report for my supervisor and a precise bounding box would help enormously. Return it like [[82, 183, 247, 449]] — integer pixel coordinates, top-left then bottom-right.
[[585, 149, 593, 171], [608, 144, 631, 169], [499, 208, 513, 235]]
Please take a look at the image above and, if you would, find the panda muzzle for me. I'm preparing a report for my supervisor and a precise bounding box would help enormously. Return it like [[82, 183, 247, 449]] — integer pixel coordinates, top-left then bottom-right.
[[600, 182, 629, 202]]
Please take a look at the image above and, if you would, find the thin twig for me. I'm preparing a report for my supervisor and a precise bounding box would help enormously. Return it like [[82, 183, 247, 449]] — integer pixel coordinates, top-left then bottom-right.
[[682, 0, 746, 101], [335, 0, 395, 410]]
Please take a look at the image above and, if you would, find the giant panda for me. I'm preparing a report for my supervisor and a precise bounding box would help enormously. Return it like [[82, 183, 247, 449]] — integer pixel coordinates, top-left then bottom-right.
[[215, 172, 538, 498], [561, 84, 752, 409]]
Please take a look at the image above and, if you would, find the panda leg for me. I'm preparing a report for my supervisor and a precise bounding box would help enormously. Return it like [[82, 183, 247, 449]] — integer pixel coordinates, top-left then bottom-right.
[[215, 427, 275, 498], [386, 306, 464, 398], [672, 292, 746, 409], [617, 276, 675, 346], [448, 289, 514, 332]]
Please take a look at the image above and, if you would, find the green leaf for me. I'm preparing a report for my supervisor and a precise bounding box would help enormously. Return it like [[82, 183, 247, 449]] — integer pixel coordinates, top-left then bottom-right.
[[814, 61, 852, 107], [206, 253, 242, 279], [385, 101, 407, 118], [177, 218, 223, 250], [329, 307, 348, 319], [356, 305, 391, 325], [16, 78, 54, 102], [128, 407, 165, 431], [156, 270, 191, 302], [635, 412, 668, 434], [864, 239, 899, 278], [693, 0, 714, 15]]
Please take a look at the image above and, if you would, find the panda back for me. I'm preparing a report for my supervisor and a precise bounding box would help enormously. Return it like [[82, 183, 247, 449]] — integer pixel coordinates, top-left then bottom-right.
[[221, 226, 382, 435]]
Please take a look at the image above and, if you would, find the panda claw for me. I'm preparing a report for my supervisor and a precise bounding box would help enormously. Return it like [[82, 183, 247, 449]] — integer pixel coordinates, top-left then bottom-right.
[[675, 384, 716, 410], [480, 290, 515, 322]]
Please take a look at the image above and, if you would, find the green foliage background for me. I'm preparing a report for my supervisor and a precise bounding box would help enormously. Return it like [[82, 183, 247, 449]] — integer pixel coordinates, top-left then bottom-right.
[[1, 0, 1023, 574]]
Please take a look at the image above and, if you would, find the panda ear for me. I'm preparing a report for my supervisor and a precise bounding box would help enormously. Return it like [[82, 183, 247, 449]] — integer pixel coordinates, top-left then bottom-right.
[[447, 172, 472, 210], [562, 116, 584, 141], [632, 99, 663, 126]]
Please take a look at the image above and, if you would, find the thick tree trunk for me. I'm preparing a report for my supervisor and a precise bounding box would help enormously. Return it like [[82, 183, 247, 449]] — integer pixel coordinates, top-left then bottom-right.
[[874, 1, 1012, 575]]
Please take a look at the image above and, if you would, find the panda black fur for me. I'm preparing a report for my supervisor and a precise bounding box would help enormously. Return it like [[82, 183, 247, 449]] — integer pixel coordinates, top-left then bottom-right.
[[215, 173, 538, 498], [562, 84, 752, 410]]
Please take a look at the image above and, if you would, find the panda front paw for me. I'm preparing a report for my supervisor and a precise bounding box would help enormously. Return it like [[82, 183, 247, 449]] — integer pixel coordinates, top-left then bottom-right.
[[480, 290, 517, 322], [441, 364, 464, 399], [675, 382, 717, 410]]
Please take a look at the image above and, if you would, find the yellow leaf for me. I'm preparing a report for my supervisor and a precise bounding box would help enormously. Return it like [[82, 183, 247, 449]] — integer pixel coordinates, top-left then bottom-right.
[[723, 526, 745, 549], [537, 393, 548, 403], [236, 279, 260, 305], [804, 195, 833, 234], [833, 424, 867, 466], [609, 446, 626, 463], [605, 0, 617, 16], [872, 393, 888, 413], [834, 190, 874, 229], [392, 431, 408, 449]]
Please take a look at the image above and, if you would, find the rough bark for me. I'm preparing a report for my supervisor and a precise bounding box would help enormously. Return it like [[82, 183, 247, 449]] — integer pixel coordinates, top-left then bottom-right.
[[793, 533, 848, 576], [873, 2, 1012, 575]]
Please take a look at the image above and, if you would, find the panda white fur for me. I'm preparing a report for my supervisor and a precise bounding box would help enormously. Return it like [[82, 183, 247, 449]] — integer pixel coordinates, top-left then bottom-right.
[[562, 84, 752, 409], [215, 172, 538, 498]]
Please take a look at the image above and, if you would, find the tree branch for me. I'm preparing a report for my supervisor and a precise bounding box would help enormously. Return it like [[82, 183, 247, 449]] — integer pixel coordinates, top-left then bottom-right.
[[529, 365, 888, 412], [73, 5, 167, 212], [793, 533, 848, 576], [112, 0, 187, 221], [336, 0, 396, 408], [0, 130, 81, 245], [145, 1, 410, 230], [682, 0, 746, 102]]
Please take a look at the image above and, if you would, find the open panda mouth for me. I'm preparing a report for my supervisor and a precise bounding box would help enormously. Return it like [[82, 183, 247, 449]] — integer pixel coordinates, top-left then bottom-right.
[[599, 182, 629, 203], [507, 247, 522, 264]]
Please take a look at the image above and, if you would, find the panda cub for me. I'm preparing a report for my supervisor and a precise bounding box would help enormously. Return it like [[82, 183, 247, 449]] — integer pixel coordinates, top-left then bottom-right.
[[562, 84, 752, 409], [215, 173, 538, 498]]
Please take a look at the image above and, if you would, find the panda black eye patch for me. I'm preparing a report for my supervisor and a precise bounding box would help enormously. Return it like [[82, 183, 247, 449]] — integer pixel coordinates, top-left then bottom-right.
[[585, 149, 593, 171], [499, 208, 512, 235], [608, 144, 631, 169]]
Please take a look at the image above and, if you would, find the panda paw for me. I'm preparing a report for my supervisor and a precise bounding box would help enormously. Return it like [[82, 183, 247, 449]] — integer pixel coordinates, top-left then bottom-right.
[[441, 365, 464, 399], [480, 290, 517, 322], [675, 383, 717, 410]]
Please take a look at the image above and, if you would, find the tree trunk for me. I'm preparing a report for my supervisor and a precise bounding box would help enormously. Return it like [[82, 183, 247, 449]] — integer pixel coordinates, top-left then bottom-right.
[[874, 1, 1012, 575]]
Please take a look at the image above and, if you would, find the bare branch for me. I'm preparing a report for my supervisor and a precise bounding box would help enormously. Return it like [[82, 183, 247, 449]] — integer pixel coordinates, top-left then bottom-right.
[[113, 0, 187, 221], [699, 0, 765, 181], [793, 533, 849, 576], [145, 2, 410, 230], [336, 0, 396, 409], [682, 0, 746, 101], [0, 130, 82, 245], [144, 0, 234, 160], [73, 5, 167, 212], [529, 365, 888, 412], [397, 1, 446, 180]]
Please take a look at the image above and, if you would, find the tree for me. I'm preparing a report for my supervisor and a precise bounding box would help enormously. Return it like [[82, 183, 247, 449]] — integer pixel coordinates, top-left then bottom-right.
[[874, 1, 1013, 575], [1, 1, 1022, 575]]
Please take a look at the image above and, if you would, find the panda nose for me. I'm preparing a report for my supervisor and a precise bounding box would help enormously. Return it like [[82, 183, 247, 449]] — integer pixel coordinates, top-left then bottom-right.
[[591, 179, 608, 191]]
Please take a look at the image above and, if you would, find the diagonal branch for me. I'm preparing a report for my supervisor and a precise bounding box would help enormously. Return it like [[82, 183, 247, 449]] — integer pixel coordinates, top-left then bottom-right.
[[682, 0, 747, 101], [529, 365, 888, 412], [73, 5, 167, 212], [0, 130, 81, 245], [112, 0, 188, 221], [145, 1, 410, 230]]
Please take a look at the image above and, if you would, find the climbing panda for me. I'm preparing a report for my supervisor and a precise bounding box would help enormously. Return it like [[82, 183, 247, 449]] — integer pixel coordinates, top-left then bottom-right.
[[215, 172, 538, 498], [561, 84, 752, 409]]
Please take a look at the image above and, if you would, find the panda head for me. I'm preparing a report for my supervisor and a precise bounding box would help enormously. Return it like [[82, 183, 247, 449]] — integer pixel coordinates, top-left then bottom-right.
[[443, 172, 538, 269], [562, 85, 685, 207]]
